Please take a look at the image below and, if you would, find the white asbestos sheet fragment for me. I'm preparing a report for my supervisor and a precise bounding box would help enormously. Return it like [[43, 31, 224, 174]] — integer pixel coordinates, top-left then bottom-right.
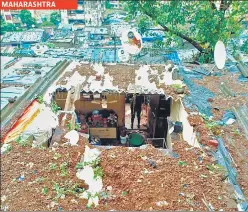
[[65, 71, 86, 90], [64, 130, 79, 146], [76, 146, 103, 207], [43, 61, 82, 104], [135, 65, 157, 90], [92, 63, 105, 76]]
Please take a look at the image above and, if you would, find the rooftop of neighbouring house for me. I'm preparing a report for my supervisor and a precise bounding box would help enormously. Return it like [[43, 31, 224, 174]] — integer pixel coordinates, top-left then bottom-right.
[[1, 29, 45, 44]]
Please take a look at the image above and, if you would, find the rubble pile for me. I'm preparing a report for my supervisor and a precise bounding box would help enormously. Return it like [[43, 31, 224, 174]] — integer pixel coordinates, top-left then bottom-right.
[[1, 136, 236, 211]]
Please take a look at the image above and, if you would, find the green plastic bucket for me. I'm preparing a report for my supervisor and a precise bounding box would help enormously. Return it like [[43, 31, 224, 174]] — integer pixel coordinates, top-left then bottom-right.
[[129, 133, 145, 147]]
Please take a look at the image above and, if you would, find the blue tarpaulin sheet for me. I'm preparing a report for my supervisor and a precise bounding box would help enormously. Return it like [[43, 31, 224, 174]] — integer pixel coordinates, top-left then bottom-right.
[[225, 62, 248, 82], [170, 50, 247, 209], [218, 110, 236, 126], [238, 75, 248, 82], [162, 51, 215, 116], [162, 51, 181, 65], [142, 36, 163, 42], [181, 67, 215, 116]]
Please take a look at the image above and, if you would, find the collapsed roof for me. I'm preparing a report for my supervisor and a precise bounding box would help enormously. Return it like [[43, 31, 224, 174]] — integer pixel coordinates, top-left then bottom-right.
[[55, 63, 183, 97]]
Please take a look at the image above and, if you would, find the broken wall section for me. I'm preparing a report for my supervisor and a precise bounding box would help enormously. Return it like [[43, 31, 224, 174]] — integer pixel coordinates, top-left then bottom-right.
[[169, 99, 199, 148]]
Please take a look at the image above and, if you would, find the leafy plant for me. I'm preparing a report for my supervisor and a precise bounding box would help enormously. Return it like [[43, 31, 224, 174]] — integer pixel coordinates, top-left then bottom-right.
[[4, 144, 12, 153], [206, 164, 227, 178], [19, 10, 36, 29], [53, 153, 61, 160], [53, 183, 66, 200], [42, 187, 49, 195], [15, 136, 31, 147], [233, 129, 240, 136], [201, 114, 221, 134], [93, 166, 104, 179], [52, 182, 82, 200], [50, 102, 61, 113], [178, 161, 187, 166], [60, 162, 68, 177], [75, 162, 85, 170], [66, 121, 73, 131], [36, 95, 44, 104], [121, 191, 128, 196], [75, 159, 104, 179], [49, 163, 57, 170], [66, 121, 81, 131], [171, 84, 183, 90], [75, 123, 81, 131], [240, 39, 248, 54], [50, 12, 61, 25]]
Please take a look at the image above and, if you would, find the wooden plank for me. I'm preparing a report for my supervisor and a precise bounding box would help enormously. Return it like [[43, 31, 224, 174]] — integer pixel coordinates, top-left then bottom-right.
[[90, 127, 117, 139]]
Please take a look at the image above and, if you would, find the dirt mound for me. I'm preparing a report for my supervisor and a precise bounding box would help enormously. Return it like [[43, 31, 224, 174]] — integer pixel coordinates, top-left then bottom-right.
[[98, 142, 232, 211]]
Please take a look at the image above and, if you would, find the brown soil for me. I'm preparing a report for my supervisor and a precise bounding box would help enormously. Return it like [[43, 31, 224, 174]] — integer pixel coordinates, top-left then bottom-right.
[[98, 142, 233, 211], [56, 71, 75, 86], [1, 137, 89, 211], [1, 140, 236, 211], [187, 115, 210, 145], [58, 113, 72, 127], [56, 64, 184, 98], [192, 66, 248, 199]]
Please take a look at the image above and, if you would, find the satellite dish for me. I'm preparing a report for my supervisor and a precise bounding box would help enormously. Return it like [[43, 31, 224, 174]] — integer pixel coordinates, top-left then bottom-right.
[[214, 41, 226, 69], [120, 29, 142, 55], [118, 49, 130, 62]]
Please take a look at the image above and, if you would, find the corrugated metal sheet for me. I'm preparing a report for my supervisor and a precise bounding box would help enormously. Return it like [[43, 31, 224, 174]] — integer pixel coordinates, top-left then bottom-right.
[[1, 86, 27, 110], [237, 62, 248, 78], [232, 105, 248, 139], [57, 84, 166, 95], [220, 83, 236, 97]]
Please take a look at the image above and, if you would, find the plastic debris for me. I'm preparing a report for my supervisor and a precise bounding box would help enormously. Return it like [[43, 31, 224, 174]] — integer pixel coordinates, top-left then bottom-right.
[[220, 110, 236, 125], [83, 145, 101, 163], [70, 199, 78, 204], [171, 152, 179, 158], [156, 201, 169, 207], [208, 140, 218, 148], [198, 157, 203, 163], [1, 195, 7, 202], [50, 201, 58, 208], [139, 145, 149, 150], [1, 143, 12, 154], [2, 205, 8, 211], [107, 186, 112, 191], [26, 162, 34, 169], [18, 175, 25, 181], [147, 159, 157, 168]]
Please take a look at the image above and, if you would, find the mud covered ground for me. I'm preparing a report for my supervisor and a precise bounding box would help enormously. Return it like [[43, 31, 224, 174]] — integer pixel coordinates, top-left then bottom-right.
[[1, 136, 236, 211], [187, 64, 248, 198]]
